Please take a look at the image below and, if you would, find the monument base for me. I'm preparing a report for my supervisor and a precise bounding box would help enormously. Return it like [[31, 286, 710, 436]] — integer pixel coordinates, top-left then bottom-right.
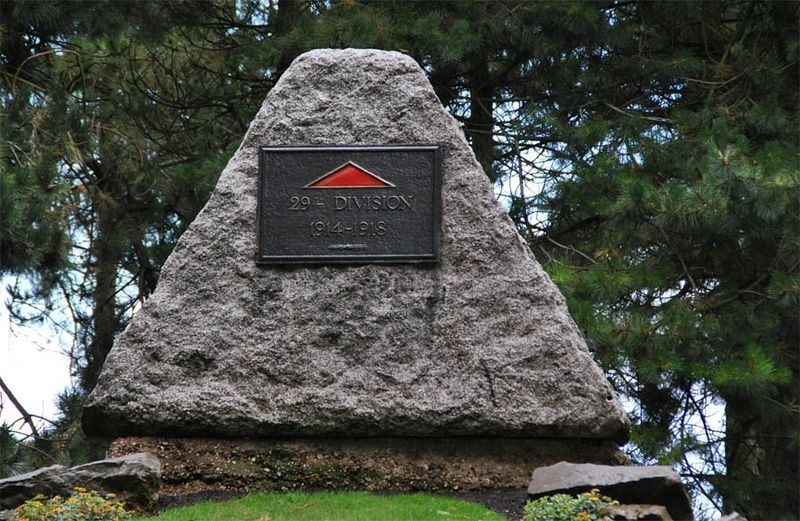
[[107, 437, 628, 495]]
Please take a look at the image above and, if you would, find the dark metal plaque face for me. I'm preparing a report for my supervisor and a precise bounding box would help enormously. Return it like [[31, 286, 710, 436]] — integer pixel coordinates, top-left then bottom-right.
[[257, 145, 441, 264]]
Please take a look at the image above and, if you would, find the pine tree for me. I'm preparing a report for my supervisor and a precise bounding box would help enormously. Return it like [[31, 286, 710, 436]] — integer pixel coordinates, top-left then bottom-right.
[[515, 2, 799, 517], [1, 1, 274, 391]]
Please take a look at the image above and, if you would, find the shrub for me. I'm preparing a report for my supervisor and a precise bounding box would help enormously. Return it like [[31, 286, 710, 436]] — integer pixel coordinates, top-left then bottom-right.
[[523, 488, 619, 521], [11, 487, 133, 521]]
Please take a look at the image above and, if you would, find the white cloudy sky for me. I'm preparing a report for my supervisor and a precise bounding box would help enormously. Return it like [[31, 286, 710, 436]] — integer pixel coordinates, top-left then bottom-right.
[[0, 286, 73, 436]]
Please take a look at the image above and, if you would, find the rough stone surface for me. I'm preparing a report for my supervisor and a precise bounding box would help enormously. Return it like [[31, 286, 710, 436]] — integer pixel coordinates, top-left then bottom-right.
[[64, 453, 161, 511], [528, 462, 693, 521], [0, 465, 68, 510], [607, 504, 675, 521], [0, 453, 161, 512], [83, 48, 629, 440]]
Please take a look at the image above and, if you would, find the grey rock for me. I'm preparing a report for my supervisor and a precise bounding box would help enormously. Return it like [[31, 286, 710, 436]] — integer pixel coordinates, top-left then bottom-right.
[[83, 48, 629, 441], [0, 465, 68, 510], [528, 462, 693, 521], [64, 453, 161, 512], [607, 504, 674, 521], [0, 453, 160, 512]]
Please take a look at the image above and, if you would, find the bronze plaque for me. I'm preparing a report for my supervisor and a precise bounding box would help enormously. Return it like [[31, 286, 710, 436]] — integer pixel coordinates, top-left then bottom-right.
[[257, 145, 441, 264]]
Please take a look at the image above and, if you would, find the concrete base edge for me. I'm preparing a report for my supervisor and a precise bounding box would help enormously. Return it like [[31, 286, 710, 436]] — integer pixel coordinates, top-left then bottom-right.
[[107, 436, 628, 496]]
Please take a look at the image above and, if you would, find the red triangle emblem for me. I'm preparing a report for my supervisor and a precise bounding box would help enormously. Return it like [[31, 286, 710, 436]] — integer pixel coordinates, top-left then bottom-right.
[[304, 162, 394, 189]]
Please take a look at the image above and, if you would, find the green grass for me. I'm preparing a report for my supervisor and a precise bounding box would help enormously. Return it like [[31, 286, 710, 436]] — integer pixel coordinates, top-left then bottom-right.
[[135, 491, 506, 521]]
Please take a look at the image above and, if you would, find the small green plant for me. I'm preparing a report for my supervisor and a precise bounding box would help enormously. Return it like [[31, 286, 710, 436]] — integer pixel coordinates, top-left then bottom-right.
[[11, 487, 133, 521], [523, 488, 619, 521]]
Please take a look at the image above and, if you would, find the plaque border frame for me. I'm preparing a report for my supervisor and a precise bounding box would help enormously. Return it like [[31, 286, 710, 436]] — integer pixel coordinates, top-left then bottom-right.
[[256, 144, 442, 265]]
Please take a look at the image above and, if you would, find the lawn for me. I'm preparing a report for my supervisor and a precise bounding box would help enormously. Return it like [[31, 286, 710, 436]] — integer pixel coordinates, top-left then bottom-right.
[[134, 491, 507, 521]]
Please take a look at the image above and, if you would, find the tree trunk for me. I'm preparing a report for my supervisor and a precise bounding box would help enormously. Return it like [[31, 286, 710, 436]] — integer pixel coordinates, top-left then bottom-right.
[[724, 387, 799, 518], [465, 55, 495, 181], [273, 0, 304, 75], [83, 92, 125, 392], [84, 201, 119, 391]]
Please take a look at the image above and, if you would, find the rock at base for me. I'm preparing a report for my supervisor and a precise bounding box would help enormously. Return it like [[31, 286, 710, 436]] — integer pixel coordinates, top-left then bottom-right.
[[0, 465, 68, 510], [527, 462, 693, 521], [106, 436, 627, 495], [0, 453, 160, 513], [608, 504, 675, 521]]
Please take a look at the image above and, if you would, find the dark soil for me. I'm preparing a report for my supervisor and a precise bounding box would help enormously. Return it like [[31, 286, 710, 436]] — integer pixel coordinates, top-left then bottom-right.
[[445, 488, 527, 520], [158, 487, 528, 520]]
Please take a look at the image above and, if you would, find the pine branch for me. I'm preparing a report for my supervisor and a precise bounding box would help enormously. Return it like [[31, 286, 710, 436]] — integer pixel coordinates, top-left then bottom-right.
[[0, 376, 40, 439], [535, 216, 604, 244]]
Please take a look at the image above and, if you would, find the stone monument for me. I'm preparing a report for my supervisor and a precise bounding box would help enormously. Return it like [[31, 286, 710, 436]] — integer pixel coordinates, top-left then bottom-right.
[[83, 49, 630, 492]]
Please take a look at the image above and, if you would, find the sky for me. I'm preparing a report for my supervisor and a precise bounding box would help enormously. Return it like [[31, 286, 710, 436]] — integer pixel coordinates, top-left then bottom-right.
[[0, 285, 73, 436]]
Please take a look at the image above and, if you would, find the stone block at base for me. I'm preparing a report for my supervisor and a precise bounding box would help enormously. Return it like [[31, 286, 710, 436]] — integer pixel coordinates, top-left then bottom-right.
[[608, 504, 674, 521], [528, 462, 693, 521], [107, 437, 628, 496], [0, 453, 160, 513]]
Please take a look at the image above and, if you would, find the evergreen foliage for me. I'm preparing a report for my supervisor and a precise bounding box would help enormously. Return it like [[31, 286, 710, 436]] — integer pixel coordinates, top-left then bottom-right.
[[517, 2, 799, 518], [1, 0, 263, 390], [1, 1, 797, 518]]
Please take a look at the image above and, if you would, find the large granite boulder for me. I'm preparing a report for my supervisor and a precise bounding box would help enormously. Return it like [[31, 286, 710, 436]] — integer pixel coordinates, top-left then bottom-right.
[[83, 48, 629, 441], [0, 453, 160, 513], [528, 462, 693, 521]]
